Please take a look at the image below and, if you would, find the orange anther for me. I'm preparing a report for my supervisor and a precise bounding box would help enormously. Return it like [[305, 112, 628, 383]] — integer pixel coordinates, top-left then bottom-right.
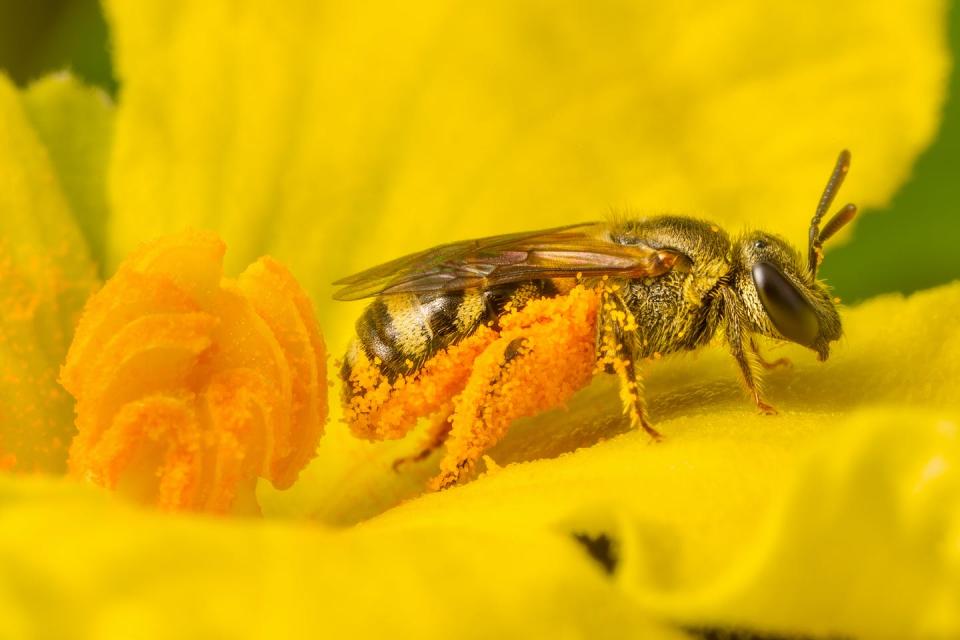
[[61, 231, 327, 514]]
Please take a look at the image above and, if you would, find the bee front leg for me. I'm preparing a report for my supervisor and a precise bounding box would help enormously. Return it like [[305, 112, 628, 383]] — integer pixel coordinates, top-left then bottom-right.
[[726, 321, 777, 415]]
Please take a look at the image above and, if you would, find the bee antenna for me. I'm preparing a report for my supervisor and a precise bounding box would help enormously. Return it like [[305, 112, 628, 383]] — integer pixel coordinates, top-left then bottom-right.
[[808, 150, 856, 277]]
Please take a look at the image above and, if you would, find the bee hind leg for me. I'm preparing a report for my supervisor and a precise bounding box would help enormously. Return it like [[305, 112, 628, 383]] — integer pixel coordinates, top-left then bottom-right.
[[429, 337, 531, 491], [430, 313, 597, 491]]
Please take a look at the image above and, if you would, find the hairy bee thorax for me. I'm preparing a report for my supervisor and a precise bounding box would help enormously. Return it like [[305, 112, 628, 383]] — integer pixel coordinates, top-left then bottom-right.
[[609, 215, 733, 299], [606, 216, 735, 358]]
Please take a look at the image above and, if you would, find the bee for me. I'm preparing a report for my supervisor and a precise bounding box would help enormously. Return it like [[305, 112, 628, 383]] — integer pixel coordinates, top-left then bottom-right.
[[335, 151, 857, 490]]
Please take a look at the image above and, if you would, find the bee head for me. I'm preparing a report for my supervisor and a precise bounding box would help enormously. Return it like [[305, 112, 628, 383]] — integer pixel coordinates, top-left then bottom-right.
[[733, 151, 857, 361], [735, 232, 841, 360]]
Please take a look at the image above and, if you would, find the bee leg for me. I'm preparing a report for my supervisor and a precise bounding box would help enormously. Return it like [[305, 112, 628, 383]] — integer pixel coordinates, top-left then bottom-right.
[[596, 288, 661, 440], [620, 356, 662, 441], [392, 407, 453, 473], [432, 460, 472, 492], [757, 355, 792, 371], [429, 337, 530, 491], [726, 317, 777, 415], [750, 338, 792, 371], [430, 305, 598, 491], [732, 344, 777, 414]]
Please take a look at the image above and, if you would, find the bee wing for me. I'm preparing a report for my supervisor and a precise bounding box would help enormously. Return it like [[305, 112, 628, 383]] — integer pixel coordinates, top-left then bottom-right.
[[333, 222, 690, 301]]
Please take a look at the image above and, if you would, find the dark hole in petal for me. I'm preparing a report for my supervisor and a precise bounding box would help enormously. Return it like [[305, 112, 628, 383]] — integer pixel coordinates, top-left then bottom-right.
[[571, 532, 618, 575], [683, 626, 852, 640]]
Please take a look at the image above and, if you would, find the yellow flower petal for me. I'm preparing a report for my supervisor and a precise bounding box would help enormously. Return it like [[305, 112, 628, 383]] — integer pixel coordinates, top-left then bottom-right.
[[62, 232, 327, 513], [0, 474, 683, 640], [0, 74, 99, 472], [628, 408, 959, 638], [21, 73, 114, 269]]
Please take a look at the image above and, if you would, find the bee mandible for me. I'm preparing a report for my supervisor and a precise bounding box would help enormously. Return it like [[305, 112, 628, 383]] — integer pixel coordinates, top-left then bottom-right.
[[335, 151, 857, 490]]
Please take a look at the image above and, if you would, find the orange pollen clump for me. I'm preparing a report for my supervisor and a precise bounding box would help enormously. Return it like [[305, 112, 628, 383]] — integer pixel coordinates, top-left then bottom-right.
[[433, 286, 600, 486], [343, 284, 603, 490], [343, 326, 498, 440], [60, 231, 327, 514]]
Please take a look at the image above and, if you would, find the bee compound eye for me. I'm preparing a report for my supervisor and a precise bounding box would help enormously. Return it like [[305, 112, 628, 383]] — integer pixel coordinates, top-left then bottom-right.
[[751, 262, 820, 347]]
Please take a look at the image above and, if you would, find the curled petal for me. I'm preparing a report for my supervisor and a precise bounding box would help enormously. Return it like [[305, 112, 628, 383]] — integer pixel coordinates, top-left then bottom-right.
[[88, 393, 203, 509], [203, 368, 279, 514], [69, 311, 219, 462], [61, 232, 327, 513], [60, 271, 200, 399], [237, 257, 328, 488]]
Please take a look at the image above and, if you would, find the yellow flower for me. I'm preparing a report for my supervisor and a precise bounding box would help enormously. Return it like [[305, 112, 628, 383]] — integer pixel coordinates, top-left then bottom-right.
[[0, 0, 957, 638]]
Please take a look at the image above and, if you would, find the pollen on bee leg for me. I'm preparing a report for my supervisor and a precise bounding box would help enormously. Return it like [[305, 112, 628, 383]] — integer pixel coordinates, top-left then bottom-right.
[[61, 231, 328, 514], [341, 328, 497, 441], [431, 286, 599, 490], [595, 297, 656, 440]]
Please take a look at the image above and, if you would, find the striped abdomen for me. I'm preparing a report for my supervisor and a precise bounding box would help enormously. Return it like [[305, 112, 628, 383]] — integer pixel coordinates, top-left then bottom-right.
[[341, 281, 557, 384]]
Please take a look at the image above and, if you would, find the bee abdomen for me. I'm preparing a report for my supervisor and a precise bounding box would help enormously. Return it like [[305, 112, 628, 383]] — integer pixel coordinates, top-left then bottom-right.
[[354, 298, 407, 370], [342, 280, 558, 386], [342, 291, 470, 383]]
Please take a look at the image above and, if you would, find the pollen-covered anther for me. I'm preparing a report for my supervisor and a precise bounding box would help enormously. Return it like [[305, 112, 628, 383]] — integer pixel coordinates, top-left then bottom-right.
[[60, 231, 328, 514]]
